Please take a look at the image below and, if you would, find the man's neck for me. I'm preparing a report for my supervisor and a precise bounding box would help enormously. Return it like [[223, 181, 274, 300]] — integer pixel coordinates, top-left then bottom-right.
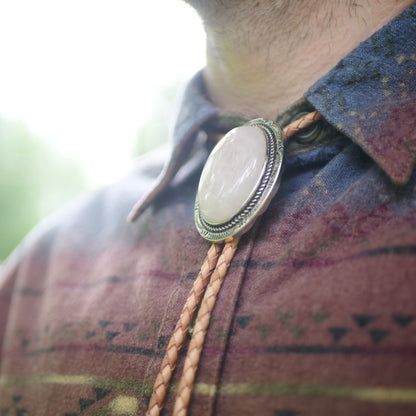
[[200, 0, 413, 120]]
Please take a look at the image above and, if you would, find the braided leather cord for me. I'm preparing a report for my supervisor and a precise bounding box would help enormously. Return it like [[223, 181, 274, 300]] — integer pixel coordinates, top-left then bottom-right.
[[146, 111, 322, 416], [146, 243, 222, 416], [283, 110, 322, 140], [172, 237, 241, 416]]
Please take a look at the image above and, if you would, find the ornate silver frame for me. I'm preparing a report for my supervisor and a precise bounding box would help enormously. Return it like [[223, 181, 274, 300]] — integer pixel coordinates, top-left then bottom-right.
[[195, 118, 284, 242]]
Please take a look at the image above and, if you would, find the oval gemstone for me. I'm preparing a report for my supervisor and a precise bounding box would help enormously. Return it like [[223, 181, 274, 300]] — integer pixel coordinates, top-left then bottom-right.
[[198, 125, 267, 224]]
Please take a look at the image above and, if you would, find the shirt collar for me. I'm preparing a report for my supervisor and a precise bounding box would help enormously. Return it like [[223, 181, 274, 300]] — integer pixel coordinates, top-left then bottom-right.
[[172, 3, 416, 185], [128, 4, 416, 221], [305, 3, 416, 185]]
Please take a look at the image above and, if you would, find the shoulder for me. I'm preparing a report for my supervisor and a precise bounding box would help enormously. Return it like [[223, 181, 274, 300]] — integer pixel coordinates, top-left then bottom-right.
[[1, 145, 171, 272]]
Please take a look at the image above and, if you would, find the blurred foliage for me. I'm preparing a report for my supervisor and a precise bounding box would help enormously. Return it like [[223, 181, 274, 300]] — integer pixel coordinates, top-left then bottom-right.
[[0, 79, 183, 262], [0, 116, 87, 261], [132, 81, 182, 158]]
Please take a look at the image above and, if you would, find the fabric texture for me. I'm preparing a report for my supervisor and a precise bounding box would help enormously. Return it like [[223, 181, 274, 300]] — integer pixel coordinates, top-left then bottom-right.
[[0, 5, 416, 415]]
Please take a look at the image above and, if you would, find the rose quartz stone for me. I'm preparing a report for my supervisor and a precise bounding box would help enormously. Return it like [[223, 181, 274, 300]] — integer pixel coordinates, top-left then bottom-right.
[[198, 125, 266, 224]]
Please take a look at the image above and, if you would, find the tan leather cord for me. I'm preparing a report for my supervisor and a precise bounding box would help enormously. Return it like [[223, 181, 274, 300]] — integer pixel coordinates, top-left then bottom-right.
[[146, 110, 322, 416], [173, 237, 241, 416], [146, 243, 223, 416], [283, 110, 322, 140]]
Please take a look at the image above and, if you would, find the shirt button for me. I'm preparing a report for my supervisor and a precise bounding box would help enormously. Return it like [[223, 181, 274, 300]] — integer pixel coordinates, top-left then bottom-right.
[[290, 111, 322, 144]]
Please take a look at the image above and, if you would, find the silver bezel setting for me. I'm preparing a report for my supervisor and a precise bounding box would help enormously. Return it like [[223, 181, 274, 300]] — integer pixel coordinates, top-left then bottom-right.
[[195, 118, 284, 242]]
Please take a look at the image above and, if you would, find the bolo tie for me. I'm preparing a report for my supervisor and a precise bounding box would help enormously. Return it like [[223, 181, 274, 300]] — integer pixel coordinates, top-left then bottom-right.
[[128, 110, 322, 416]]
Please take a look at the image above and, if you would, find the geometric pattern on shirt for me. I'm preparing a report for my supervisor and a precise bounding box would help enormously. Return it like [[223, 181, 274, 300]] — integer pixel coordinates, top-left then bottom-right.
[[10, 312, 415, 360], [62, 387, 139, 416], [14, 318, 161, 348], [234, 311, 415, 345], [0, 394, 28, 416], [2, 376, 416, 414]]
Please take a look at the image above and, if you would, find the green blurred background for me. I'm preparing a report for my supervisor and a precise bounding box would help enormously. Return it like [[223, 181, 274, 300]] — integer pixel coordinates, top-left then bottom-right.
[[0, 1, 206, 263], [0, 81, 180, 262]]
